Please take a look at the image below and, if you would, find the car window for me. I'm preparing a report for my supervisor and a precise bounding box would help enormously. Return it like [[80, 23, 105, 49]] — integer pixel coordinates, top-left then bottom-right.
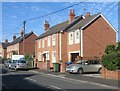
[[18, 60, 26, 63], [20, 61, 26, 63]]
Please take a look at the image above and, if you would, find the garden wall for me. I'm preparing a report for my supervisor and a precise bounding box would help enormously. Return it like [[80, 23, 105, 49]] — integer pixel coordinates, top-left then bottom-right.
[[102, 66, 120, 80]]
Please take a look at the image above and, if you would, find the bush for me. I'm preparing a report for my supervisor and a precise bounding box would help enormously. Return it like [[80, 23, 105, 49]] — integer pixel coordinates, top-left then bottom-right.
[[102, 43, 120, 71]]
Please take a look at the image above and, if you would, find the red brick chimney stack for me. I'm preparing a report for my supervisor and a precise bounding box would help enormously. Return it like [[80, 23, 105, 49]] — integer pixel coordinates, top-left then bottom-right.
[[5, 39, 8, 44], [44, 20, 50, 32], [13, 35, 16, 41], [69, 9, 75, 23], [86, 12, 90, 16]]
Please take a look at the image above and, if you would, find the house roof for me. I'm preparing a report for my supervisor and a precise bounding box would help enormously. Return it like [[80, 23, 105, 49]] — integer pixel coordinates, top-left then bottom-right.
[[68, 13, 101, 31], [36, 13, 103, 40], [36, 15, 83, 40], [8, 31, 34, 46]]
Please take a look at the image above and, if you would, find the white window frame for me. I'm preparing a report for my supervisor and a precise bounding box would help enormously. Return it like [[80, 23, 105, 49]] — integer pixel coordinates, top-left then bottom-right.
[[38, 52, 42, 61], [38, 40, 41, 48], [69, 32, 73, 45], [46, 52, 50, 60], [48, 36, 50, 47], [75, 29, 80, 44], [52, 34, 56, 46], [42, 38, 44, 48], [52, 51, 56, 63]]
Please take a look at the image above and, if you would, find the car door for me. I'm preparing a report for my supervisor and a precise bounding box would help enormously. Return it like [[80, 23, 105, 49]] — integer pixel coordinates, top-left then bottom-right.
[[82, 60, 95, 72]]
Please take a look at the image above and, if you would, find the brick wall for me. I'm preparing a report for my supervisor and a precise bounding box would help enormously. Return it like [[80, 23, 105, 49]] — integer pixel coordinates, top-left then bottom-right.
[[83, 16, 116, 58], [102, 66, 120, 80], [36, 33, 60, 69], [19, 33, 37, 55]]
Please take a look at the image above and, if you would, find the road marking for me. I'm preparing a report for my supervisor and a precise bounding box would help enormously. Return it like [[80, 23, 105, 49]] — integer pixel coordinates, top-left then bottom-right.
[[10, 72, 15, 74], [82, 74, 102, 78], [25, 77, 37, 82], [49, 85, 62, 89], [29, 70, 119, 89]]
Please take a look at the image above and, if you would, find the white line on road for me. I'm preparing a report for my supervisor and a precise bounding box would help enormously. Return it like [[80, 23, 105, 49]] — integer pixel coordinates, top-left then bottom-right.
[[30, 70, 119, 89], [25, 77, 37, 82], [10, 72, 15, 74], [49, 85, 62, 89]]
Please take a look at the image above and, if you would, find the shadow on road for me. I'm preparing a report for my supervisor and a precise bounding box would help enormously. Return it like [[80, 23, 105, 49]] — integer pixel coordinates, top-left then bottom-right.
[[2, 73, 59, 91]]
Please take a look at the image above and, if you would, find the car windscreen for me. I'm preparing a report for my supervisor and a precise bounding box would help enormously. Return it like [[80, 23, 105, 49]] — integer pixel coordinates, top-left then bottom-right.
[[18, 60, 26, 63]]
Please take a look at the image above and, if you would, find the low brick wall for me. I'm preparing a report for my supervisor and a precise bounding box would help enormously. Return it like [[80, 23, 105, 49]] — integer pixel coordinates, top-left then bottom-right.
[[102, 66, 120, 80], [37, 61, 50, 70]]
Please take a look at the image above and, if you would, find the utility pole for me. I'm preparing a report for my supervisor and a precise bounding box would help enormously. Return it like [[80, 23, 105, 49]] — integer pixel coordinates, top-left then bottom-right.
[[23, 20, 26, 55]]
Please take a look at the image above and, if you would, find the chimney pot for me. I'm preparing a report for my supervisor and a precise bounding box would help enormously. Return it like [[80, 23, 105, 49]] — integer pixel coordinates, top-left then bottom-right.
[[5, 39, 8, 44], [13, 35, 16, 41], [86, 12, 90, 16], [44, 20, 50, 32], [69, 9, 75, 23]]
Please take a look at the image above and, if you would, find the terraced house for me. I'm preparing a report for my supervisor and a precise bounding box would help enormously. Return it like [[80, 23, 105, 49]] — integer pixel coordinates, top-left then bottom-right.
[[35, 9, 116, 72], [0, 39, 9, 58], [7, 31, 37, 58]]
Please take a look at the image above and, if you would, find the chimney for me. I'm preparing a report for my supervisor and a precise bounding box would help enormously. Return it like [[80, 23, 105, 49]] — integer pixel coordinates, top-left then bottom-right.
[[86, 12, 90, 16], [21, 29, 24, 37], [44, 20, 50, 32], [69, 9, 75, 23], [5, 39, 8, 44], [13, 35, 16, 41]]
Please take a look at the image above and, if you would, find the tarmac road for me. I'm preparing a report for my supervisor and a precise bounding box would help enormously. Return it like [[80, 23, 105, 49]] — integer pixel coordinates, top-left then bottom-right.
[[0, 64, 119, 91]]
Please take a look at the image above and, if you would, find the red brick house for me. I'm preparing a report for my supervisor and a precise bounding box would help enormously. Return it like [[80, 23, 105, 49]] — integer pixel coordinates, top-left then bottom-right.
[[7, 31, 37, 59], [35, 9, 116, 72], [0, 39, 9, 58]]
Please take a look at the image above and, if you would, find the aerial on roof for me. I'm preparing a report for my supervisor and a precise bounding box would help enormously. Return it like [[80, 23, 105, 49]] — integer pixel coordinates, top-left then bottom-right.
[[36, 12, 102, 40], [8, 31, 34, 46]]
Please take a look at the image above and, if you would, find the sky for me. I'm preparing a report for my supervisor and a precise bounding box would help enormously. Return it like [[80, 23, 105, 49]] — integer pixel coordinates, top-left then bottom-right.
[[1, 1, 119, 42]]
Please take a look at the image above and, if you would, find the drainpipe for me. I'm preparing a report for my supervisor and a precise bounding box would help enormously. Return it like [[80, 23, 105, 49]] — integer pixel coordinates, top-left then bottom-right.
[[80, 29, 83, 60]]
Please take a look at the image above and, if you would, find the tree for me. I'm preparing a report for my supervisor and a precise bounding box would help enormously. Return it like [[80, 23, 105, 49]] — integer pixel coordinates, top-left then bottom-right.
[[24, 53, 33, 61], [24, 53, 34, 68], [105, 44, 115, 54], [102, 43, 120, 71]]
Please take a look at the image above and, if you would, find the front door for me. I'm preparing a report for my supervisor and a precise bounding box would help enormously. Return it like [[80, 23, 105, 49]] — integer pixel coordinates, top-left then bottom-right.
[[71, 53, 79, 62]]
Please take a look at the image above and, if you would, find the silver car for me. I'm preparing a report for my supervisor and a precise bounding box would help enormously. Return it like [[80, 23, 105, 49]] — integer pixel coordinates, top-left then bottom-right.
[[4, 60, 13, 69], [66, 60, 102, 74], [11, 60, 28, 70]]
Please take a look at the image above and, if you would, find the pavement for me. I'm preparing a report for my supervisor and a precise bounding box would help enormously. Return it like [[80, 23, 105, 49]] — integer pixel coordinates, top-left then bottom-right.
[[29, 68, 120, 90]]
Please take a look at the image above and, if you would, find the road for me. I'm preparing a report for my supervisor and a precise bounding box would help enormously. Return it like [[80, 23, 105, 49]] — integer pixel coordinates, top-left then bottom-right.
[[0, 64, 118, 91]]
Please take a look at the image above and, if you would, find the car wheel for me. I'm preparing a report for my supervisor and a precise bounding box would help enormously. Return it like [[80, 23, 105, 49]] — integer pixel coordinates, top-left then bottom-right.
[[78, 68, 83, 74], [14, 68, 17, 71], [98, 68, 102, 74]]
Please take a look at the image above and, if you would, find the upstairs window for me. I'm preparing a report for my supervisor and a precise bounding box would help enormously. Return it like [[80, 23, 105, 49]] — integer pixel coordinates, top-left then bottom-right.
[[75, 30, 80, 44], [48, 36, 50, 47], [69, 32, 73, 45], [52, 34, 56, 46], [42, 38, 44, 48], [38, 40, 41, 48]]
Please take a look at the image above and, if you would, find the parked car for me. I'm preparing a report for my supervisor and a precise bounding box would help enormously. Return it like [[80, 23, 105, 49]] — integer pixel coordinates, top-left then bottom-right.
[[10, 60, 28, 70], [4, 60, 13, 69], [66, 60, 102, 74]]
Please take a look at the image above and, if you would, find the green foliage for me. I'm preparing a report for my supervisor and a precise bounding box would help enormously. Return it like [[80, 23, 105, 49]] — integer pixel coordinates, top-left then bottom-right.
[[0, 57, 7, 64], [24, 53, 33, 61], [102, 43, 120, 71], [24, 53, 34, 68], [105, 44, 115, 54]]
